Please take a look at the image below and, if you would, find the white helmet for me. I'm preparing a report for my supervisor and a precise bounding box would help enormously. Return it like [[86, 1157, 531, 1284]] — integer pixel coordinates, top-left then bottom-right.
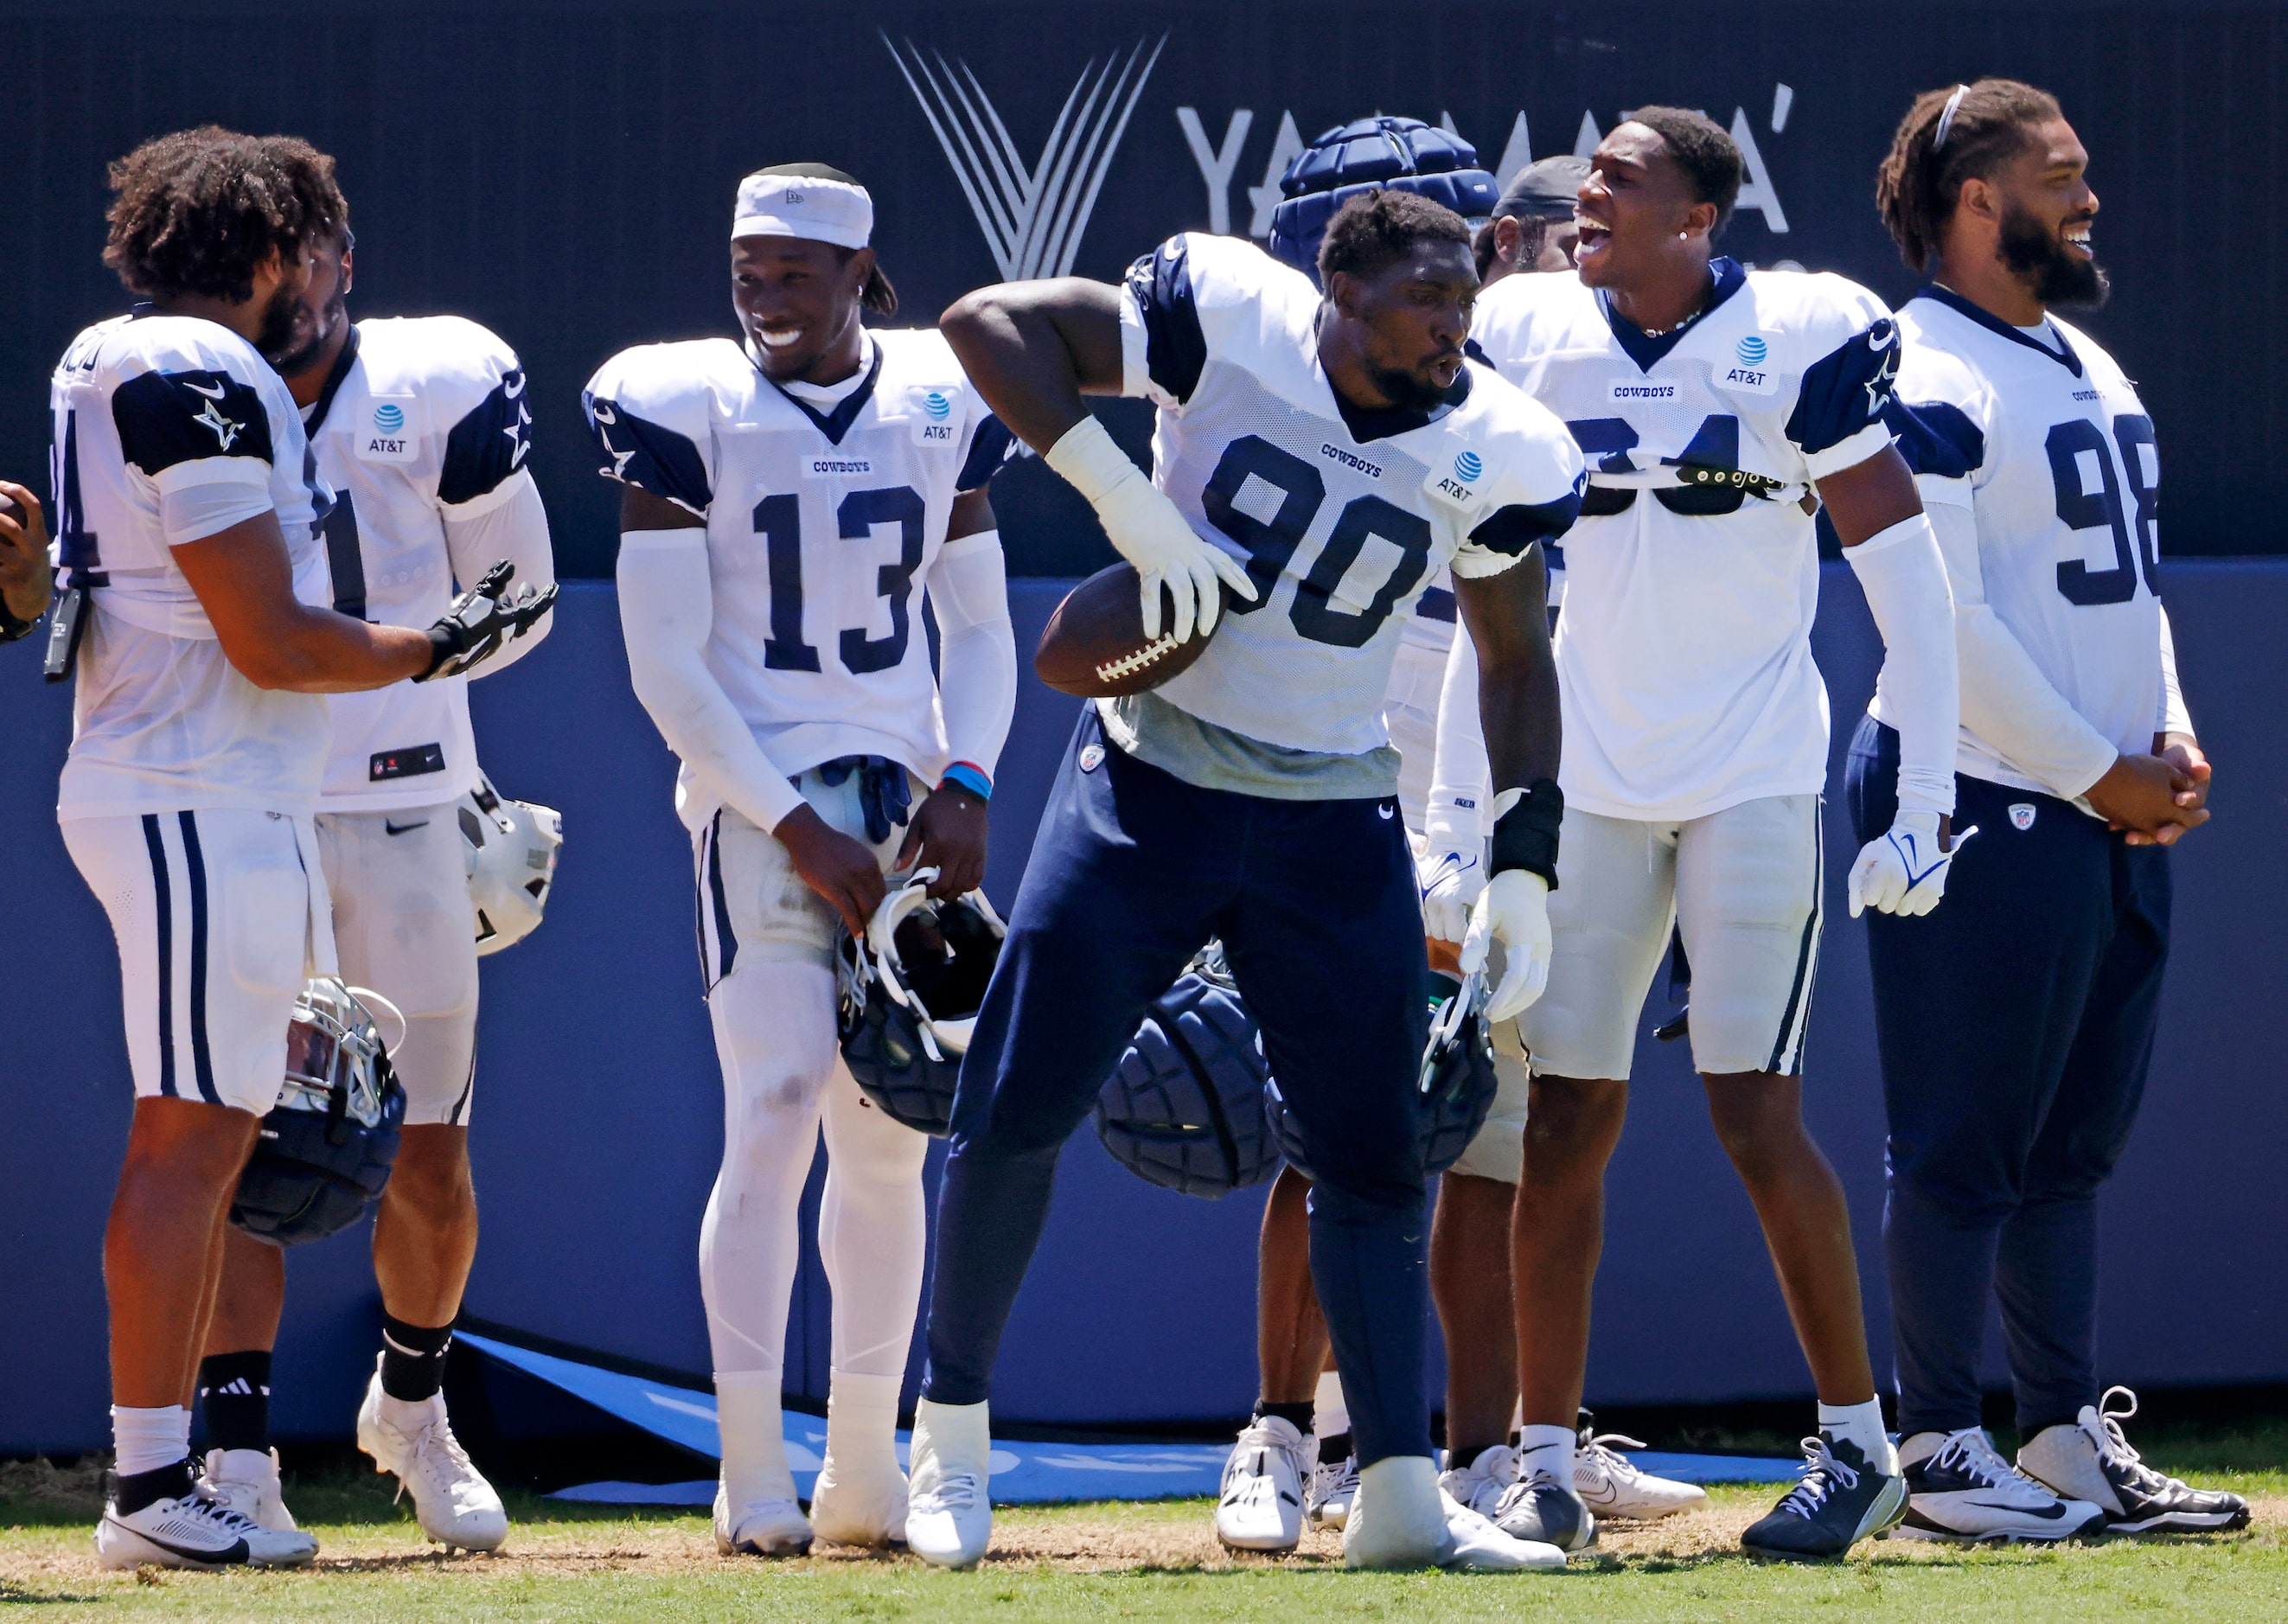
[[457, 774, 563, 956]]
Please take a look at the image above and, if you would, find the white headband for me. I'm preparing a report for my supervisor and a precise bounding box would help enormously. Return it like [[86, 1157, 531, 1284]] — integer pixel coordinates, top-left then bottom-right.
[[1933, 85, 1970, 152], [732, 170, 872, 251]]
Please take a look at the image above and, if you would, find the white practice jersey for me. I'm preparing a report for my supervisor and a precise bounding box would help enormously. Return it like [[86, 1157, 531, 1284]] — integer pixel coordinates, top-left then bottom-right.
[[1472, 259, 1901, 822], [49, 312, 332, 819], [1886, 290, 2170, 796], [583, 328, 1012, 828], [309, 316, 538, 810], [1118, 233, 1584, 760]]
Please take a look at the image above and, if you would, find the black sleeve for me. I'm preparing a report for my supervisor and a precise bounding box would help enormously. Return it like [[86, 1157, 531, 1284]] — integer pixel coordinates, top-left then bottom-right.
[[582, 391, 713, 510], [111, 369, 274, 476], [1123, 237, 1208, 405], [1785, 318, 1901, 458], [1882, 397, 1985, 480], [438, 369, 534, 506], [955, 413, 1015, 493], [1468, 485, 1583, 558]]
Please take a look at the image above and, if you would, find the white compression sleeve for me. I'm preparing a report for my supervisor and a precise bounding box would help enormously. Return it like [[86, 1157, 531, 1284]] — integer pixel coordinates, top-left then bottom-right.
[[617, 529, 804, 832], [442, 470, 556, 675], [1425, 620, 1494, 853], [1848, 511, 1959, 818], [1922, 491, 2119, 800], [2156, 603, 2193, 738], [926, 529, 1017, 782]]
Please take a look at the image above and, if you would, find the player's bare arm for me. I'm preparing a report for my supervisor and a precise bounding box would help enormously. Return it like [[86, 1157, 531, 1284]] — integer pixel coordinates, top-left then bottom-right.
[[1454, 548, 1559, 795], [0, 480, 54, 628], [895, 484, 998, 899], [173, 513, 431, 690]]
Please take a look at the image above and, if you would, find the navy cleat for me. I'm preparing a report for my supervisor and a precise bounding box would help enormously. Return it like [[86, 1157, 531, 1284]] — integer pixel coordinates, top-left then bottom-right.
[[1740, 1434, 1906, 1561], [2018, 1389, 2252, 1536]]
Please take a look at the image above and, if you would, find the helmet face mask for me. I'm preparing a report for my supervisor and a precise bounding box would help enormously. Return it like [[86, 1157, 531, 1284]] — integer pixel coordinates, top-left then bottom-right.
[[231, 977, 407, 1247], [839, 870, 1007, 1133]]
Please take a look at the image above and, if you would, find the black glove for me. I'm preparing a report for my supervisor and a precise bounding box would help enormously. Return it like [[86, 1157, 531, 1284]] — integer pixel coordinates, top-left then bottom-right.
[[418, 560, 557, 681]]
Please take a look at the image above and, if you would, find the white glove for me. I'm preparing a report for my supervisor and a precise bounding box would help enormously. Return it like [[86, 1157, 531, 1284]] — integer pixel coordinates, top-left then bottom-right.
[[1045, 415, 1256, 643], [1416, 847, 1484, 944], [1848, 812, 1977, 918], [1460, 869, 1552, 1024]]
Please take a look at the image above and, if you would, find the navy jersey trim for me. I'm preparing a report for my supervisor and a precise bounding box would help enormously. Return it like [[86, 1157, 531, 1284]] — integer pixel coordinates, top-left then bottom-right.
[[300, 326, 363, 437], [140, 815, 176, 1099], [764, 344, 883, 446], [177, 810, 218, 1106], [1333, 364, 1472, 445], [439, 367, 534, 505], [1468, 485, 1582, 558], [1883, 397, 1985, 480], [584, 393, 713, 510], [1127, 239, 1209, 404], [956, 413, 1016, 492], [1601, 256, 1747, 373], [1914, 285, 2084, 377], [1786, 316, 1901, 459], [112, 368, 275, 477]]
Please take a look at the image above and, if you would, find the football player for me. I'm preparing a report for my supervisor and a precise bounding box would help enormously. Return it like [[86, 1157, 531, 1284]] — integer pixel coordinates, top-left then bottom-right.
[[56, 127, 542, 1571], [1462, 108, 1962, 1560], [914, 189, 1586, 1573], [1230, 137, 1700, 1556], [586, 165, 1017, 1557], [0, 478, 53, 638], [1863, 80, 2246, 1542], [190, 202, 554, 1550]]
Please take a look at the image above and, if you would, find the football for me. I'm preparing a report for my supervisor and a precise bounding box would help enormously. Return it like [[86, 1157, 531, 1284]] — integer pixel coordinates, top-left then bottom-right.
[[1034, 562, 1224, 698]]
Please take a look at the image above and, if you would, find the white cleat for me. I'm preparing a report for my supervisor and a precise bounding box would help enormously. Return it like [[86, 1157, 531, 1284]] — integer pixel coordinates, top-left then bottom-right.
[[1574, 1420, 1707, 1521], [96, 1485, 318, 1570], [195, 1447, 297, 1531], [1342, 1455, 1446, 1569], [1895, 1428, 2106, 1544], [904, 1398, 993, 1569], [1307, 1448, 1359, 1530], [712, 1483, 813, 1557], [355, 1361, 509, 1552], [1438, 1487, 1569, 1572], [808, 1456, 909, 1548], [1439, 1442, 1519, 1520], [1215, 1416, 1314, 1551]]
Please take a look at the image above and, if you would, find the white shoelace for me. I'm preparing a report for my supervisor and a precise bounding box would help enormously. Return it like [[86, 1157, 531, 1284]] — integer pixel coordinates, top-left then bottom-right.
[[914, 1472, 980, 1513], [2085, 1387, 2173, 1492], [1775, 1436, 1859, 1516], [396, 1417, 482, 1506], [1930, 1429, 2056, 1506], [1578, 1429, 1652, 1485]]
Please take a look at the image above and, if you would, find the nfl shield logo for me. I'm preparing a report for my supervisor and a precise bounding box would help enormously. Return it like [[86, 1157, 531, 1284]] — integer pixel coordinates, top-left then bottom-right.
[[2010, 803, 2037, 831], [1079, 744, 1106, 773]]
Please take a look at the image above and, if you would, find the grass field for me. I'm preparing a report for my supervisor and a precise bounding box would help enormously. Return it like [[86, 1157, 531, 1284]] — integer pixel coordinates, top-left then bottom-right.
[[3, 1424, 2282, 1621]]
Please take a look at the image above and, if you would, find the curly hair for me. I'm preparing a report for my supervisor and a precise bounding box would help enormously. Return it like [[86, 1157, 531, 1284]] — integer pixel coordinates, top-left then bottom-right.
[[103, 127, 348, 303], [1627, 106, 1744, 233], [1317, 189, 1471, 286], [1876, 80, 2063, 273]]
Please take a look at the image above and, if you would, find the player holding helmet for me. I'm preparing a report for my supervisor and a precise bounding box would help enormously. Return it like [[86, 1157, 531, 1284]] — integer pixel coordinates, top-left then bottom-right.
[[189, 200, 556, 1553], [587, 163, 1017, 1557]]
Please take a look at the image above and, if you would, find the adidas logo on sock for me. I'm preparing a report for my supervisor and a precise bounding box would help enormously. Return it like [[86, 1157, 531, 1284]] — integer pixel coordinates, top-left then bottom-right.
[[201, 1378, 265, 1397]]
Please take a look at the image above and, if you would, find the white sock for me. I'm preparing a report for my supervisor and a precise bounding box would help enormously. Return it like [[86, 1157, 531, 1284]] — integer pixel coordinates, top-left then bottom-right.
[[1517, 1423, 1574, 1485], [824, 1369, 902, 1481], [112, 1404, 191, 1480], [717, 1369, 796, 1507], [1819, 1399, 1898, 1475], [1313, 1370, 1350, 1446]]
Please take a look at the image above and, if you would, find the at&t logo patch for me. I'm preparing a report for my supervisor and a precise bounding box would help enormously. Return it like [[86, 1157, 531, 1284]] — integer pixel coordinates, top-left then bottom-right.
[[1452, 450, 1483, 483], [1735, 335, 1769, 366], [373, 402, 406, 433]]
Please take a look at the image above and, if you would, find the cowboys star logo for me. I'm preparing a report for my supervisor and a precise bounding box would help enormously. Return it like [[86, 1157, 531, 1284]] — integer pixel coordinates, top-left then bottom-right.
[[194, 399, 243, 451]]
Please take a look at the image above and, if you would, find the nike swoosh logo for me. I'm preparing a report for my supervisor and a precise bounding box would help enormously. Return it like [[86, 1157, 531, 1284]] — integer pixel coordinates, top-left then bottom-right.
[[1967, 1499, 2068, 1518], [383, 819, 430, 836], [102, 1513, 250, 1563], [503, 373, 527, 399], [1377, 805, 1395, 820], [183, 379, 227, 400]]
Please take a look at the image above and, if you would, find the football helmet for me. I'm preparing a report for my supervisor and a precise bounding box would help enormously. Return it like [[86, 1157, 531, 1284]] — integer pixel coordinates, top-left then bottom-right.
[[1093, 943, 1280, 1199], [1269, 116, 1500, 287], [837, 869, 1007, 1135], [1265, 968, 1501, 1180], [458, 774, 562, 956], [230, 978, 408, 1247]]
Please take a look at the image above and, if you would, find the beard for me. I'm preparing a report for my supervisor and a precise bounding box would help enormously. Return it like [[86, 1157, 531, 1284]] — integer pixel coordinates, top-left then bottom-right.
[[1365, 360, 1458, 414], [1998, 206, 2109, 309], [256, 278, 319, 368]]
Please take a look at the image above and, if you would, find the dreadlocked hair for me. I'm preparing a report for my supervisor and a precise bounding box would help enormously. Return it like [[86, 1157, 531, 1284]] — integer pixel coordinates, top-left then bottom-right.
[[1876, 79, 2062, 273], [104, 126, 347, 303], [750, 161, 898, 316]]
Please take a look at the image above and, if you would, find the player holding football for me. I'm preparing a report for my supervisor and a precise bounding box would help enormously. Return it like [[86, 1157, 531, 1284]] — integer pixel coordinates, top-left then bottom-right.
[[917, 189, 1587, 1572], [190, 203, 555, 1551], [1465, 108, 1962, 1559], [1863, 79, 2247, 1543], [57, 127, 545, 1570], [587, 165, 1017, 1557]]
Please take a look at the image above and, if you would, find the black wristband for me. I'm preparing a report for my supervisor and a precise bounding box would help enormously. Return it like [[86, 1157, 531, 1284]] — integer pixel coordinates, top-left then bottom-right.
[[1491, 777, 1563, 889], [0, 602, 35, 644], [418, 623, 459, 680]]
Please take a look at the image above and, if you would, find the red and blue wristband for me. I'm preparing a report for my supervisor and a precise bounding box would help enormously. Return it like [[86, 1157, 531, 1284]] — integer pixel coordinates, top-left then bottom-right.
[[939, 762, 994, 802]]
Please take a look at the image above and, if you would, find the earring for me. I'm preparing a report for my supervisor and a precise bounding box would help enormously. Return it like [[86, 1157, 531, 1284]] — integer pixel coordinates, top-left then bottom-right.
[[1678, 231, 1689, 240]]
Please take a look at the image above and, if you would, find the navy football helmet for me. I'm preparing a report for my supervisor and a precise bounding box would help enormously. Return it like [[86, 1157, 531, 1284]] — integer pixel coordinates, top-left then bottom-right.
[[837, 869, 1007, 1136], [1265, 968, 1500, 1180], [1268, 115, 1501, 286], [1093, 943, 1281, 1199], [230, 978, 407, 1247]]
